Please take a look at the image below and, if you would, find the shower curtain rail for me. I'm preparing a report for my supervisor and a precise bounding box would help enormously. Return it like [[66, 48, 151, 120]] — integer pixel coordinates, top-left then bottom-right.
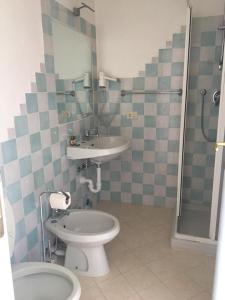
[[121, 89, 182, 97]]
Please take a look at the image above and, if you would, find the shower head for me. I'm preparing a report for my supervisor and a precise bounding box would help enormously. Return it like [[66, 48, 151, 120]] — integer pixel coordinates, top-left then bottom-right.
[[73, 2, 95, 17]]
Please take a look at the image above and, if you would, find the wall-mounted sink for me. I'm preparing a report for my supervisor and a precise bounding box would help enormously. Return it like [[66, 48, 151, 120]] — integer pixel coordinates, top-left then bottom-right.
[[67, 136, 130, 163]]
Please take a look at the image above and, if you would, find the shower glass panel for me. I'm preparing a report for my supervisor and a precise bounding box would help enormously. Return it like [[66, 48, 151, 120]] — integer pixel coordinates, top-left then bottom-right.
[[178, 13, 224, 238]]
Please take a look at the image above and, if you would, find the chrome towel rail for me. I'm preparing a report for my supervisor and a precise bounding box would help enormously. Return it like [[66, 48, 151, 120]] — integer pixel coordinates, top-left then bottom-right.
[[218, 25, 225, 30], [57, 90, 76, 97], [121, 89, 182, 97]]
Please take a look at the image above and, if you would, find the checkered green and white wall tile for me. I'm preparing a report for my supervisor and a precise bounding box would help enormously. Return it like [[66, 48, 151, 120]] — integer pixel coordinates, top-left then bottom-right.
[[98, 15, 221, 209], [97, 30, 185, 208], [0, 0, 97, 263], [1, 2, 222, 264], [56, 79, 94, 124]]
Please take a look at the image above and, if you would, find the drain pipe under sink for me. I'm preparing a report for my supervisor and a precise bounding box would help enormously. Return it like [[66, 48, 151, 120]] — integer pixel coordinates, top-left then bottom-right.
[[79, 162, 102, 193]]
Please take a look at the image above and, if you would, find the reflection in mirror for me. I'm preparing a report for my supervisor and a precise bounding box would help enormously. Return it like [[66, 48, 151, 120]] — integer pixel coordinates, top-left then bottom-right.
[[52, 20, 92, 79], [52, 18, 95, 123]]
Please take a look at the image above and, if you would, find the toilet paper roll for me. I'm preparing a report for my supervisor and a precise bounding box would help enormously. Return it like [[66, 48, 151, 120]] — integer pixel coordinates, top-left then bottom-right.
[[49, 192, 71, 210]]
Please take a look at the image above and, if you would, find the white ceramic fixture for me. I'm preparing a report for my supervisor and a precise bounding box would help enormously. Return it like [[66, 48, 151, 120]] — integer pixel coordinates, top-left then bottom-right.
[[5, 196, 81, 300], [45, 209, 120, 277], [67, 136, 130, 163], [79, 163, 102, 193], [13, 262, 81, 300], [98, 71, 118, 88]]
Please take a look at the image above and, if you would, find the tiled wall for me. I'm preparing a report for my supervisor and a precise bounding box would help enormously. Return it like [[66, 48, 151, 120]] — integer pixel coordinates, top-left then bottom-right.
[[56, 79, 94, 124], [98, 30, 186, 208], [1, 2, 222, 265], [0, 0, 97, 263], [98, 16, 222, 209], [182, 16, 222, 210]]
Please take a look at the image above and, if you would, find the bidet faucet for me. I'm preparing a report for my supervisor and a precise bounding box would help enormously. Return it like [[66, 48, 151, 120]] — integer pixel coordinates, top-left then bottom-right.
[[51, 209, 70, 219]]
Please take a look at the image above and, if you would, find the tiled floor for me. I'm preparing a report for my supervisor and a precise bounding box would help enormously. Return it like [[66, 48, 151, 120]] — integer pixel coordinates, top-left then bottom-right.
[[76, 201, 215, 300]]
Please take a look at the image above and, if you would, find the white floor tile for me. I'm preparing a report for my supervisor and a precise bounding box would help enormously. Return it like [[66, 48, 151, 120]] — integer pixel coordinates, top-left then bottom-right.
[[95, 264, 121, 285], [123, 266, 162, 293], [189, 292, 211, 300], [80, 286, 106, 300], [138, 282, 178, 300], [77, 202, 216, 300], [185, 262, 215, 290], [99, 275, 138, 300], [162, 274, 204, 300]]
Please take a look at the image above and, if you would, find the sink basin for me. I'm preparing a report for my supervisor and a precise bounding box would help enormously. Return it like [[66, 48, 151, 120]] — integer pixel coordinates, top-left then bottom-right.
[[67, 136, 130, 163]]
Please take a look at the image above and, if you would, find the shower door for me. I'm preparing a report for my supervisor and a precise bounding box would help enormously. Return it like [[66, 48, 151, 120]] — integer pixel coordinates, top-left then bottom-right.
[[177, 7, 225, 239], [210, 55, 225, 240]]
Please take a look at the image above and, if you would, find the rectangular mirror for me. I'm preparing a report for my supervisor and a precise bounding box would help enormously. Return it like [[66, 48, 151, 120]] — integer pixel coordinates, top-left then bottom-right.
[[52, 20, 92, 80], [49, 8, 96, 124]]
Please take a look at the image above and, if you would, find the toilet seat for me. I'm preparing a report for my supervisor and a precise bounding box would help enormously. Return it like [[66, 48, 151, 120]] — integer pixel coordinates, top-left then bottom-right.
[[13, 262, 81, 300]]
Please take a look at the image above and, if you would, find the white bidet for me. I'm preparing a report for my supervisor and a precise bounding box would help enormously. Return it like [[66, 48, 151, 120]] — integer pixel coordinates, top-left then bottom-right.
[[45, 209, 120, 277]]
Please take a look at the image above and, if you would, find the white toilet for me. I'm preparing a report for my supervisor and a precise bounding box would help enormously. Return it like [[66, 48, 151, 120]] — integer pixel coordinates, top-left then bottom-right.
[[5, 198, 81, 300], [13, 262, 81, 300], [45, 209, 120, 277]]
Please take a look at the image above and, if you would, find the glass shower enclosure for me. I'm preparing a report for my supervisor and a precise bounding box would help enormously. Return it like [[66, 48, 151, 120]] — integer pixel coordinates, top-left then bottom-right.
[[174, 4, 225, 246]]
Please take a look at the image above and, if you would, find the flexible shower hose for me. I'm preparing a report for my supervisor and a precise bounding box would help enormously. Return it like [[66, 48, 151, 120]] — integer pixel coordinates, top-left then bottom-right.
[[200, 89, 216, 143]]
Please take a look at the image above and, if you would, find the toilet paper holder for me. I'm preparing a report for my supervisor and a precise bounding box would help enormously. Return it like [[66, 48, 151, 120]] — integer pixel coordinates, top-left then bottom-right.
[[39, 190, 70, 262], [51, 191, 70, 205], [61, 191, 70, 204]]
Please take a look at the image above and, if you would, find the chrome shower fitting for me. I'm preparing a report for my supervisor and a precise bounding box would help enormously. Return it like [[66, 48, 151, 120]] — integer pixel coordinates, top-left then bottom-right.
[[213, 90, 220, 106], [200, 89, 219, 143], [200, 89, 220, 106], [200, 89, 207, 96], [73, 2, 95, 17]]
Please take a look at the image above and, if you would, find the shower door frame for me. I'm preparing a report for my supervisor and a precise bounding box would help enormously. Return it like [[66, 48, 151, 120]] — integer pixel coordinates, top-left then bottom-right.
[[210, 46, 225, 240], [176, 5, 192, 218], [176, 5, 225, 243]]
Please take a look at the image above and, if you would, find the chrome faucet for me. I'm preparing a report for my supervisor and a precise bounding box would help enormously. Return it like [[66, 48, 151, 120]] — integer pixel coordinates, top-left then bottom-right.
[[84, 128, 99, 139]]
